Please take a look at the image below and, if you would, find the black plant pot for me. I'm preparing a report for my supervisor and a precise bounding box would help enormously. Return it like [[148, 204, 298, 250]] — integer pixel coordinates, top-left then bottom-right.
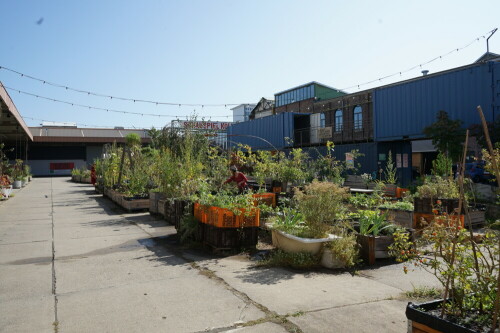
[[406, 300, 478, 333]]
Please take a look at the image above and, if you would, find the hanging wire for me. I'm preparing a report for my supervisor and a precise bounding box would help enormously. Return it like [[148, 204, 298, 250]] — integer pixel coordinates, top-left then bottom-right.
[[0, 65, 245, 107], [339, 29, 494, 91], [0, 29, 494, 101], [4, 85, 233, 119]]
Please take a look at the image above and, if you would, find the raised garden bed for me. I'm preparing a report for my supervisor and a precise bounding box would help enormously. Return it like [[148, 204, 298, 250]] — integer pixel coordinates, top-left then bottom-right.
[[103, 188, 149, 212], [380, 208, 413, 229], [406, 299, 478, 333]]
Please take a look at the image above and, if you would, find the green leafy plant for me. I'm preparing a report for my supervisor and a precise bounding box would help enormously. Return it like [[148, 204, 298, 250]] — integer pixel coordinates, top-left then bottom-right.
[[355, 210, 396, 236], [415, 176, 460, 199], [348, 193, 380, 209], [311, 141, 345, 184], [292, 180, 350, 237], [384, 151, 397, 184], [324, 229, 359, 268], [256, 249, 320, 269], [432, 153, 453, 177], [378, 201, 414, 211]]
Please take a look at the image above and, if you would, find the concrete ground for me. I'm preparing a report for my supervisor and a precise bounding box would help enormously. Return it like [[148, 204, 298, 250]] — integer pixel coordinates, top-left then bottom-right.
[[0, 178, 441, 333]]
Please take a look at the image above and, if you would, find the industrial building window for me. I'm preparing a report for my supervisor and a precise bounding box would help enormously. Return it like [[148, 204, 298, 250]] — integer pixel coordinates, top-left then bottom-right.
[[320, 113, 326, 128], [335, 109, 343, 132], [353, 106, 362, 130]]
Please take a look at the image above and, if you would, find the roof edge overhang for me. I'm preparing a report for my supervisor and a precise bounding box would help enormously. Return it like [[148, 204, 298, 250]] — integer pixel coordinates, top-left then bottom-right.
[[0, 81, 33, 141]]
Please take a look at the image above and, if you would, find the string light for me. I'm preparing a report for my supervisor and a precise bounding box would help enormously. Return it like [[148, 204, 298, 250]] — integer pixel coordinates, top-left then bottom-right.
[[21, 116, 136, 128], [339, 29, 494, 91], [4, 85, 232, 119], [0, 28, 495, 117], [0, 65, 245, 107]]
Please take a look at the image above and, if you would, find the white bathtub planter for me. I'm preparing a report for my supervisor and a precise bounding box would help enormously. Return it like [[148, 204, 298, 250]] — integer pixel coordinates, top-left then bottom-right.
[[269, 225, 337, 255]]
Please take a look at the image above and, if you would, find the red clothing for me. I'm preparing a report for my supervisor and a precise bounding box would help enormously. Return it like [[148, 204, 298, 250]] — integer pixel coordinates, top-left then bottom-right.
[[90, 165, 97, 185], [224, 172, 248, 189]]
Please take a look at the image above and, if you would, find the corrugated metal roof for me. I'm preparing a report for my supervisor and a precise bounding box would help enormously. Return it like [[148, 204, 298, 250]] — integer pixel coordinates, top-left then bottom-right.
[[275, 81, 345, 96], [227, 113, 299, 150], [373, 61, 498, 141], [0, 81, 33, 141], [30, 127, 149, 138]]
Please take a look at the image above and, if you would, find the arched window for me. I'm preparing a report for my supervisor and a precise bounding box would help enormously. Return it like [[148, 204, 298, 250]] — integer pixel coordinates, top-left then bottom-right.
[[320, 113, 326, 128], [335, 109, 343, 132], [353, 105, 363, 130]]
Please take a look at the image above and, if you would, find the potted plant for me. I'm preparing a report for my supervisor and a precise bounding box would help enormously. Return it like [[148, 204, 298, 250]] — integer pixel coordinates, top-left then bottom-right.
[[11, 159, 24, 189], [321, 228, 359, 269], [413, 176, 462, 228], [267, 180, 350, 256], [390, 214, 500, 333], [351, 209, 404, 265], [0, 175, 12, 199], [275, 149, 309, 192]]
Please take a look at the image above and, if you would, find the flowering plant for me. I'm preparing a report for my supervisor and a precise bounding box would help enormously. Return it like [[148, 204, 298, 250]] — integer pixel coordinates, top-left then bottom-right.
[[389, 213, 500, 330]]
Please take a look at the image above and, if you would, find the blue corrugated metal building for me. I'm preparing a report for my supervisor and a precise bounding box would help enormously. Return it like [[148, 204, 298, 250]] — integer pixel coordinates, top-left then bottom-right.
[[374, 61, 499, 142], [227, 112, 300, 150]]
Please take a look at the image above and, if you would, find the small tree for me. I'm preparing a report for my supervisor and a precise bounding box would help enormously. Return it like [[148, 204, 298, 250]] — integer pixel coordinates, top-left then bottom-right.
[[423, 111, 465, 162]]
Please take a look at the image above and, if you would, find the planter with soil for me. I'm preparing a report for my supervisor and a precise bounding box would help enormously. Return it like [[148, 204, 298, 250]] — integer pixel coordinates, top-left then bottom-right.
[[406, 299, 482, 333]]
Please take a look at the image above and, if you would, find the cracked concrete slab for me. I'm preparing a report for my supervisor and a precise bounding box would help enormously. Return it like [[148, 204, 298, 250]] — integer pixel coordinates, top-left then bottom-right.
[[57, 277, 264, 333], [288, 299, 410, 333], [199, 256, 404, 315]]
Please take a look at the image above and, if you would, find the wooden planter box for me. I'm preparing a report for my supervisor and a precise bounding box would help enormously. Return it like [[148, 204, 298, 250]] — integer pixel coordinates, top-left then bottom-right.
[[356, 234, 395, 266], [466, 210, 485, 228], [120, 197, 149, 212], [414, 198, 462, 214], [406, 300, 477, 333], [383, 184, 397, 197], [82, 177, 91, 184], [158, 199, 167, 217], [149, 192, 163, 214], [381, 208, 414, 229]]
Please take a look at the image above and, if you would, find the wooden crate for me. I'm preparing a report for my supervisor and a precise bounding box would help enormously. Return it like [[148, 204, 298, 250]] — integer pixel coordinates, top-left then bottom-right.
[[356, 234, 395, 266], [466, 210, 485, 228], [383, 209, 414, 229], [158, 199, 167, 217], [203, 225, 258, 249]]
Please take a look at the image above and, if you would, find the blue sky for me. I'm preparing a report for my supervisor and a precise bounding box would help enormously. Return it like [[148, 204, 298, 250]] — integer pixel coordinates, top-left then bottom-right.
[[1, 0, 499, 129]]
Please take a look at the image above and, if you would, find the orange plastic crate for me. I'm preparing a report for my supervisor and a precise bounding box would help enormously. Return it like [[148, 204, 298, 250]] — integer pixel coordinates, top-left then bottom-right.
[[193, 203, 209, 224], [252, 193, 276, 208], [237, 208, 260, 227], [214, 208, 240, 228]]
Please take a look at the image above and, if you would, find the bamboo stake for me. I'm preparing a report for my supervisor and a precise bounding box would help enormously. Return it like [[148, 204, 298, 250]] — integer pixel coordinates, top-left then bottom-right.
[[441, 130, 469, 317], [458, 131, 482, 309]]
